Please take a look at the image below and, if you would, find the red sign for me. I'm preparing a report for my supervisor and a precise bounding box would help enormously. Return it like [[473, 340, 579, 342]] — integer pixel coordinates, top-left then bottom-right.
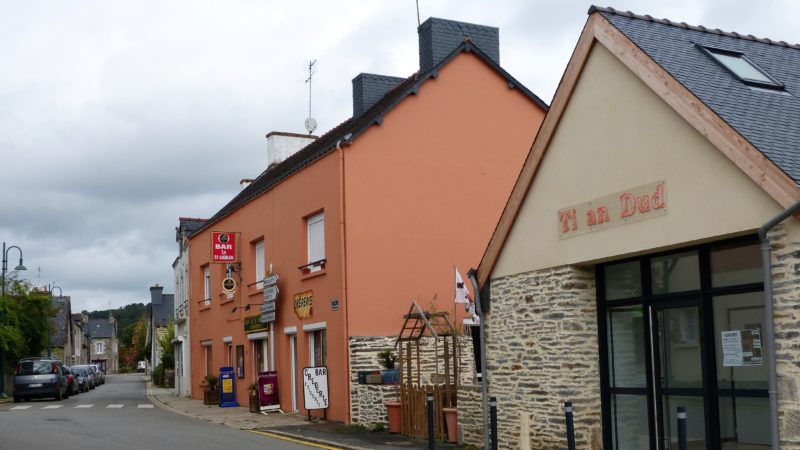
[[211, 231, 238, 263]]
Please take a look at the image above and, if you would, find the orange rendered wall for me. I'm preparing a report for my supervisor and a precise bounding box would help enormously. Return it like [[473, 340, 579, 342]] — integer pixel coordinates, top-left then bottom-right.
[[188, 151, 347, 420], [343, 52, 545, 336]]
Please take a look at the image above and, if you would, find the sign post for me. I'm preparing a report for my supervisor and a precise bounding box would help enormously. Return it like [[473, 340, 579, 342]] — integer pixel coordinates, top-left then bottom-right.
[[302, 367, 329, 420]]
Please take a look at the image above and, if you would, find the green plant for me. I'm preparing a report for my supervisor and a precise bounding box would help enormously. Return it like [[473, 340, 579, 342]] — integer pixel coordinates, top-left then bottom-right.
[[247, 382, 258, 396], [152, 365, 165, 386], [377, 349, 398, 370], [205, 375, 218, 391], [372, 422, 386, 432]]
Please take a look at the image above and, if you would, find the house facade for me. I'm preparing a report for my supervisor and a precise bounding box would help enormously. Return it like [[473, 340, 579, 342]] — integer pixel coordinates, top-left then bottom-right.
[[187, 17, 547, 423], [174, 218, 205, 396], [48, 295, 73, 365], [461, 7, 800, 450], [88, 315, 118, 373], [71, 313, 90, 365], [148, 285, 174, 370]]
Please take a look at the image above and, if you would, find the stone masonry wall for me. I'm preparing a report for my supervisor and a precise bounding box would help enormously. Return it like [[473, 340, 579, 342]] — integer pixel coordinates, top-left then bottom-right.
[[769, 224, 800, 449], [349, 334, 476, 428], [459, 265, 601, 449]]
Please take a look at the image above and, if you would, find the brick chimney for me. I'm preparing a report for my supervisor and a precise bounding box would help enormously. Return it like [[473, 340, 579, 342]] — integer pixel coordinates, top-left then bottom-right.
[[418, 18, 499, 74], [352, 73, 405, 117]]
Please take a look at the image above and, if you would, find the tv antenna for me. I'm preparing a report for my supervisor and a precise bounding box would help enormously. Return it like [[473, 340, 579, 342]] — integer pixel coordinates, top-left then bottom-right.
[[304, 59, 318, 134]]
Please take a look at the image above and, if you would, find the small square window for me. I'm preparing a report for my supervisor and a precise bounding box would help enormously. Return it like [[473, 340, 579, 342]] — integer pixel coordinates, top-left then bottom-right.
[[699, 45, 783, 90]]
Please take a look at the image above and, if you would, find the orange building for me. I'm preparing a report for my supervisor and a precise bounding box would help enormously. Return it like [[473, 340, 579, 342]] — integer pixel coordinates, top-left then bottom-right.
[[187, 17, 546, 424]]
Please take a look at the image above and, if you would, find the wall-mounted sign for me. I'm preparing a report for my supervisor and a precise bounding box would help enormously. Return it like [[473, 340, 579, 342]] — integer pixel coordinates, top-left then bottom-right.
[[264, 285, 279, 302], [222, 277, 236, 293], [263, 274, 279, 287], [302, 367, 329, 410], [244, 314, 267, 333], [211, 231, 239, 263], [330, 298, 340, 311], [260, 312, 276, 324], [558, 180, 667, 239], [722, 328, 762, 367], [261, 302, 275, 313], [294, 290, 313, 319]]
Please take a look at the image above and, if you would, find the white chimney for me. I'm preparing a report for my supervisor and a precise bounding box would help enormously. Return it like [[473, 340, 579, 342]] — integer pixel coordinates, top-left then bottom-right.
[[240, 179, 254, 190], [266, 131, 316, 168]]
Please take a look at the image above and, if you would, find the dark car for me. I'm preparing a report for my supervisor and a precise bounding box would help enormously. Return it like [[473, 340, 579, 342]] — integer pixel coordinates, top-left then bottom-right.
[[64, 366, 80, 395], [73, 365, 95, 390], [12, 358, 69, 402]]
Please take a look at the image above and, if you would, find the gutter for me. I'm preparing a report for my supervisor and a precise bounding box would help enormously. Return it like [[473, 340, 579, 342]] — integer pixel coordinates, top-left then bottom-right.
[[337, 136, 352, 423], [758, 199, 800, 450]]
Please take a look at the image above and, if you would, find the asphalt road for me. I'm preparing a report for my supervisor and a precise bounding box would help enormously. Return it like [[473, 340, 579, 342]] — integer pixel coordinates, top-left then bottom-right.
[[0, 373, 316, 450]]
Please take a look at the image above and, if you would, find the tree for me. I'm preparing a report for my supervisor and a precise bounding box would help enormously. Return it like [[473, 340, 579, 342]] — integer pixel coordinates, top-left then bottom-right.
[[0, 275, 55, 369], [156, 318, 175, 370]]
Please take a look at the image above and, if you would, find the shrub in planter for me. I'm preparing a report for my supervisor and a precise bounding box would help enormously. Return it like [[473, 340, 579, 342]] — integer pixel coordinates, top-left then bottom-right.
[[203, 375, 219, 405], [248, 382, 260, 413]]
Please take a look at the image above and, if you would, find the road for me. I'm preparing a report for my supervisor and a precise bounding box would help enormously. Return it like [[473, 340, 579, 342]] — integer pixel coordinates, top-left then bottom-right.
[[0, 373, 317, 450]]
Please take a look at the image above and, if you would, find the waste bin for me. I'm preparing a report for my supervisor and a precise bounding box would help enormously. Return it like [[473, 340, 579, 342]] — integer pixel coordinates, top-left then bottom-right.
[[258, 371, 279, 410], [219, 366, 239, 407]]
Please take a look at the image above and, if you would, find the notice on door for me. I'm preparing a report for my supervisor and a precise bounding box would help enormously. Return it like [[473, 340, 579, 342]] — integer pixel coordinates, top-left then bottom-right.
[[721, 328, 762, 367]]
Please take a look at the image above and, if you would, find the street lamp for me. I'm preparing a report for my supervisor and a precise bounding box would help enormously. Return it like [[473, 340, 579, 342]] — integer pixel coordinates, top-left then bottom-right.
[[1, 242, 27, 399], [48, 284, 63, 359]]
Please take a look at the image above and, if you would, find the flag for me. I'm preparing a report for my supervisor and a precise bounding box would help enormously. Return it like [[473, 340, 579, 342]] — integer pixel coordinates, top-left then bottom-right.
[[455, 267, 471, 304]]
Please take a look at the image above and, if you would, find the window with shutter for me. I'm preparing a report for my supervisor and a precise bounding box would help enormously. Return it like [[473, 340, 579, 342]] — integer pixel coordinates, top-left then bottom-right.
[[255, 240, 265, 289], [307, 212, 325, 272]]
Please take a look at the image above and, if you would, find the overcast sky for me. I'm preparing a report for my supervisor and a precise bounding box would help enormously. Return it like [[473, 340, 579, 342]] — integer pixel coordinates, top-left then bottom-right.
[[1, 1, 798, 312]]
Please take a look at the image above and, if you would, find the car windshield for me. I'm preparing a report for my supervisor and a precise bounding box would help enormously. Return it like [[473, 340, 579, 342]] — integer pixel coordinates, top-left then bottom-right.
[[17, 361, 52, 375]]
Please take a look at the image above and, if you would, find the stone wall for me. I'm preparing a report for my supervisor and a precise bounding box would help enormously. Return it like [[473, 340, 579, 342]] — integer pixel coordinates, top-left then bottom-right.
[[459, 265, 601, 449], [349, 334, 476, 428], [768, 224, 800, 449]]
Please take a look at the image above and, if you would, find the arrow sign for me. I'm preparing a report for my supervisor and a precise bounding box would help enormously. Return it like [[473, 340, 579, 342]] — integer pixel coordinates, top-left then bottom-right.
[[261, 302, 275, 313], [263, 274, 279, 286], [260, 312, 276, 324], [263, 285, 279, 302]]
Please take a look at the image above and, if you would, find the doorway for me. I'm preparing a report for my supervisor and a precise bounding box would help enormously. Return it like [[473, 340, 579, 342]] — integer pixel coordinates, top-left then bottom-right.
[[289, 334, 298, 413]]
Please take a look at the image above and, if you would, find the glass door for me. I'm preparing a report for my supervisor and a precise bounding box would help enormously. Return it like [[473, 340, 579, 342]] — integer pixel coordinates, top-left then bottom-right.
[[652, 302, 707, 450]]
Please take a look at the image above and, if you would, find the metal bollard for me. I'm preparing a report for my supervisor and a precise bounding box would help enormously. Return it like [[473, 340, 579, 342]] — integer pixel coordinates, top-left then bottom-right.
[[565, 401, 576, 450], [490, 396, 498, 450], [677, 406, 687, 450], [427, 393, 434, 450]]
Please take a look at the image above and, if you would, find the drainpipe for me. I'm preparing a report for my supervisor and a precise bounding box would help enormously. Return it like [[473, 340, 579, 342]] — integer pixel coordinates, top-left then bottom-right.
[[467, 269, 490, 450], [336, 136, 352, 423], [758, 199, 800, 450]]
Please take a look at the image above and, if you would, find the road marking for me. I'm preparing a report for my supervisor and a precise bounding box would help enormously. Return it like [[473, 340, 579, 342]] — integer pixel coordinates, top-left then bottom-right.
[[246, 430, 343, 450], [42, 405, 63, 409], [75, 404, 94, 408], [10, 406, 31, 410], [137, 404, 154, 408], [107, 404, 124, 408]]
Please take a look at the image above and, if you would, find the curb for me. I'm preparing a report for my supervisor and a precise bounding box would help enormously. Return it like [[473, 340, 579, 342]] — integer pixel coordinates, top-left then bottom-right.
[[255, 428, 366, 450]]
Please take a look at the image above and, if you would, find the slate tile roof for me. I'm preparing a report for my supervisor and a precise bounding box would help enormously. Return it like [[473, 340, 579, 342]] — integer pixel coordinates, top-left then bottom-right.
[[88, 319, 115, 339], [592, 6, 800, 184]]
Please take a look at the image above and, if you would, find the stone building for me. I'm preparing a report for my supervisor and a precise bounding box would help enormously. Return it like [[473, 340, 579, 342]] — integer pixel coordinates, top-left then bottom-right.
[[462, 7, 800, 450], [48, 295, 73, 364], [173, 217, 205, 397], [71, 313, 90, 365], [88, 314, 118, 373]]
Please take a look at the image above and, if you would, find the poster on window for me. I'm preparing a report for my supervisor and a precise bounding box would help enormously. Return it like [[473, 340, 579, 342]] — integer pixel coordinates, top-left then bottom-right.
[[721, 328, 762, 367], [302, 366, 329, 410]]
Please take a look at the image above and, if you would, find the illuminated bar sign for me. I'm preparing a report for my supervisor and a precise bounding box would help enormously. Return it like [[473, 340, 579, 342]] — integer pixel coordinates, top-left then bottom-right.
[[558, 180, 667, 239], [211, 231, 238, 263]]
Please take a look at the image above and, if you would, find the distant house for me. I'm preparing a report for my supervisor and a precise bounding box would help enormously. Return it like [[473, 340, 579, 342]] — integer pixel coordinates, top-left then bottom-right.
[[88, 314, 118, 373], [48, 295, 73, 365], [147, 285, 174, 370], [173, 217, 205, 396], [71, 313, 90, 365]]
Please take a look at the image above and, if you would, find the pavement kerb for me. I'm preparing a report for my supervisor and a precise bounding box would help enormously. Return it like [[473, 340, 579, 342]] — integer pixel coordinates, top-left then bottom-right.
[[145, 381, 362, 450]]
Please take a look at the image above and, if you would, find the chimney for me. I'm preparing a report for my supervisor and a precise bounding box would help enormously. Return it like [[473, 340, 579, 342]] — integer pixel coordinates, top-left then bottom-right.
[[240, 178, 254, 190], [418, 18, 500, 74], [266, 132, 316, 168], [150, 284, 163, 305], [352, 73, 405, 117]]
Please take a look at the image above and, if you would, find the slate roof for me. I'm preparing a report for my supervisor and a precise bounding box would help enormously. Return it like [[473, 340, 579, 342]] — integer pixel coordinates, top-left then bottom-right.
[[151, 293, 174, 328], [194, 40, 548, 235], [593, 6, 800, 184], [88, 319, 115, 339]]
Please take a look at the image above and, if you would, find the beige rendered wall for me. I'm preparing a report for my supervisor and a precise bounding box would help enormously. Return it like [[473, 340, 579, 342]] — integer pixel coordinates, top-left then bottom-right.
[[494, 42, 788, 279]]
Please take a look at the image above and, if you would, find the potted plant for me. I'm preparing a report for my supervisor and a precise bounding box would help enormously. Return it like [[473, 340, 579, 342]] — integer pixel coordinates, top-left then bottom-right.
[[203, 375, 219, 405], [378, 349, 399, 384], [248, 382, 260, 413]]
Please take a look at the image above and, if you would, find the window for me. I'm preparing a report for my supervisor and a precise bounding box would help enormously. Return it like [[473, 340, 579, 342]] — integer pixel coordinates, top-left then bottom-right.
[[307, 212, 325, 271], [309, 329, 326, 367], [255, 240, 265, 289], [203, 265, 211, 305], [236, 345, 245, 379], [204, 345, 212, 377], [700, 45, 783, 89], [95, 341, 104, 354]]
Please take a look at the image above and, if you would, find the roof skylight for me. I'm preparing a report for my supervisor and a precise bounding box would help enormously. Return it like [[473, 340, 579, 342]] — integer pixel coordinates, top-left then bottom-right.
[[699, 45, 784, 90]]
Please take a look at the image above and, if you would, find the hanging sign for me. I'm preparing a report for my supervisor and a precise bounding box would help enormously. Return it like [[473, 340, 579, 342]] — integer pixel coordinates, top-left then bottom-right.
[[294, 290, 313, 319], [222, 277, 236, 293], [211, 232, 239, 263], [302, 367, 329, 410], [722, 328, 762, 367]]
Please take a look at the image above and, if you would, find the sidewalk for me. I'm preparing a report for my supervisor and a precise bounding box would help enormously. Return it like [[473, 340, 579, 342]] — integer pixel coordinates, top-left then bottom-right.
[[147, 382, 468, 449]]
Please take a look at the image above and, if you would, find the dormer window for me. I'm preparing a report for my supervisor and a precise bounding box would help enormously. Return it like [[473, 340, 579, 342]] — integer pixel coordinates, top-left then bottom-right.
[[699, 45, 783, 90]]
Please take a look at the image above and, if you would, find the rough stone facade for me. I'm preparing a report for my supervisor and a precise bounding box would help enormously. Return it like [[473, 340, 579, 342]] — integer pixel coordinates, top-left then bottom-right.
[[769, 224, 800, 449], [459, 265, 601, 449], [349, 334, 476, 428]]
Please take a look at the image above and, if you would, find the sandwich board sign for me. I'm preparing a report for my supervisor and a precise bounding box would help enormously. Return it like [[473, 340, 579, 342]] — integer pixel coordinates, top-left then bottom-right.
[[302, 367, 329, 411]]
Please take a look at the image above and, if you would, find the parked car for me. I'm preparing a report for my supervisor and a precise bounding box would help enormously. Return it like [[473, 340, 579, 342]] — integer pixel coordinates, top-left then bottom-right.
[[73, 365, 96, 390], [12, 358, 69, 402], [89, 364, 104, 385], [136, 360, 146, 372], [73, 366, 88, 392], [62, 366, 79, 396]]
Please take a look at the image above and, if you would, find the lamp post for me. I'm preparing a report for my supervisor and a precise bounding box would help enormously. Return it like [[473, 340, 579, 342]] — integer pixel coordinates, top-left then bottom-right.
[[1, 242, 27, 399], [48, 284, 63, 359]]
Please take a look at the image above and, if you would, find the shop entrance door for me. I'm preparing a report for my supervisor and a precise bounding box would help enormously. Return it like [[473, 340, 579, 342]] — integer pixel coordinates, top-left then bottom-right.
[[651, 302, 707, 450]]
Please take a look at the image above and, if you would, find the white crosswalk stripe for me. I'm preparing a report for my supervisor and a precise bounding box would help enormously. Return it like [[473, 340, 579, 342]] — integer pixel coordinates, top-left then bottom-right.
[[42, 405, 62, 409], [106, 404, 124, 408], [137, 404, 154, 408], [10, 406, 31, 410], [75, 404, 94, 408]]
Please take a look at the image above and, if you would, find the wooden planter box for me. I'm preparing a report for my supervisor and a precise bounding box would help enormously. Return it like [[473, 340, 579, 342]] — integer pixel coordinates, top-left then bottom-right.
[[203, 389, 219, 405], [249, 394, 260, 413]]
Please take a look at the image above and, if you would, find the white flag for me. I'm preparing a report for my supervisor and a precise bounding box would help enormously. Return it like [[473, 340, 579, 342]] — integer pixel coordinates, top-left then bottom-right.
[[455, 267, 471, 304]]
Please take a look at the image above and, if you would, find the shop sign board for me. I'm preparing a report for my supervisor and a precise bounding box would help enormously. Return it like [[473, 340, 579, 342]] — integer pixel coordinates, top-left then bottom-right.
[[294, 290, 313, 319], [244, 314, 267, 333], [722, 328, 762, 367], [260, 312, 276, 324], [211, 231, 239, 263], [558, 180, 667, 239], [302, 367, 329, 410], [263, 285, 279, 302]]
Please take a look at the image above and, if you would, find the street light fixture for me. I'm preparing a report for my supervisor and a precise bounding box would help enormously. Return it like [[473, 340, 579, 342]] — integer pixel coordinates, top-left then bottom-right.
[[48, 284, 64, 359], [1, 242, 27, 399]]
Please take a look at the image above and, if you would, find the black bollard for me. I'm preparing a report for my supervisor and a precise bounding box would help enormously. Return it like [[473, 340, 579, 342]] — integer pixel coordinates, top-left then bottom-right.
[[565, 401, 576, 450], [677, 406, 687, 450], [490, 396, 498, 450], [427, 392, 434, 450]]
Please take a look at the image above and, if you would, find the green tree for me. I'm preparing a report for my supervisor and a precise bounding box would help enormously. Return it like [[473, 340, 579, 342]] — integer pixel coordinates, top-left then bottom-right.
[[156, 318, 175, 370], [0, 275, 55, 369]]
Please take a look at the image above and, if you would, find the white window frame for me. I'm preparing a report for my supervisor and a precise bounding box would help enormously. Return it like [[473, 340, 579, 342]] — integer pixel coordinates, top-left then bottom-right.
[[95, 341, 104, 354], [203, 265, 211, 305], [307, 212, 325, 271], [255, 240, 265, 289], [308, 327, 327, 367]]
